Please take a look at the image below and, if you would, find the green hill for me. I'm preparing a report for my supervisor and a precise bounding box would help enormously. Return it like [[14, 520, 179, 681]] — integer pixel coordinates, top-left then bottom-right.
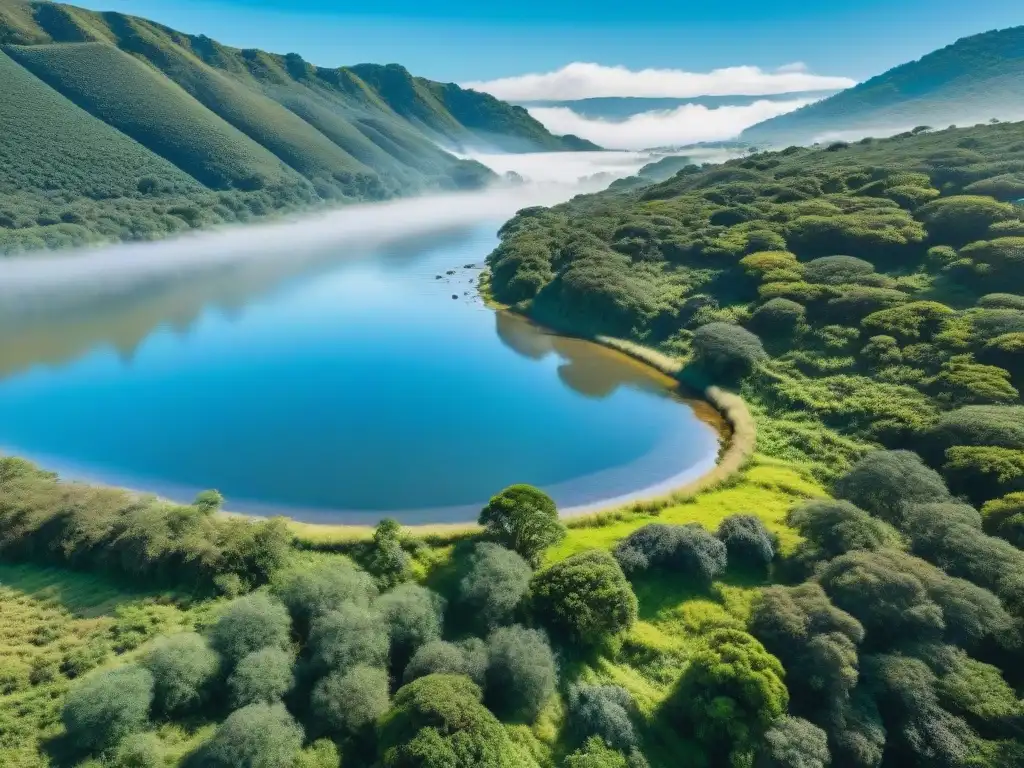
[[742, 25, 1024, 146], [0, 0, 596, 254]]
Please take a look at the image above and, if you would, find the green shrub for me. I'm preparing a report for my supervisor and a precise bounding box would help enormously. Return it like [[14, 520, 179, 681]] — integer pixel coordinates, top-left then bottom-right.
[[308, 602, 389, 674], [613, 523, 727, 584], [716, 514, 775, 572], [478, 485, 566, 567], [566, 683, 638, 752], [201, 703, 304, 768], [756, 716, 830, 768], [692, 322, 767, 379], [917, 195, 1016, 245], [528, 550, 637, 646], [802, 255, 876, 285], [563, 738, 631, 768], [787, 499, 903, 562], [982, 492, 1024, 547], [111, 733, 165, 768], [833, 450, 950, 526], [142, 632, 220, 716], [62, 664, 154, 752], [270, 561, 377, 638], [459, 542, 532, 630], [485, 625, 557, 721], [978, 293, 1024, 310], [209, 594, 291, 668], [311, 665, 390, 737], [376, 584, 445, 668], [749, 298, 805, 336], [367, 518, 413, 589], [862, 301, 954, 342], [403, 638, 488, 686], [228, 647, 294, 708]]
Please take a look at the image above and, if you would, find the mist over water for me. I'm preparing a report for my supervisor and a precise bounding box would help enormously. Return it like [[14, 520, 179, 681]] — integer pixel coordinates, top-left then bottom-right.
[[0, 151, 722, 522]]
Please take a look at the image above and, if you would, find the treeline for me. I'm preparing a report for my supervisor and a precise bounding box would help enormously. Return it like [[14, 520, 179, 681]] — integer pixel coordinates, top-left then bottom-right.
[[0, 457, 291, 594], [487, 120, 1024, 508]]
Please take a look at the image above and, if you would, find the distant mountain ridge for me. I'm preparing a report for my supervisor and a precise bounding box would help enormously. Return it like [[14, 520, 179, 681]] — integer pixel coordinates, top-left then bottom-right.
[[742, 25, 1024, 145], [0, 0, 598, 253], [518, 92, 838, 121]]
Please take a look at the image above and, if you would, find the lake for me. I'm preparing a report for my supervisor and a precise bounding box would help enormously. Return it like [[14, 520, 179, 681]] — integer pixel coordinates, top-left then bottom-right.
[[0, 219, 722, 524]]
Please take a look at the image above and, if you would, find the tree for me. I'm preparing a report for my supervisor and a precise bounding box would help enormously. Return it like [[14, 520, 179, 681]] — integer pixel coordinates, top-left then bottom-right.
[[528, 550, 638, 646], [228, 647, 294, 708], [756, 716, 830, 768], [485, 625, 557, 721], [194, 489, 225, 514], [802, 255, 876, 285], [375, 584, 445, 669], [404, 639, 488, 686], [378, 674, 536, 768], [62, 664, 154, 752], [667, 629, 788, 765], [787, 499, 903, 562], [111, 733, 164, 768], [367, 518, 412, 589], [833, 450, 950, 525], [917, 195, 1016, 246], [308, 603, 389, 674], [271, 561, 377, 638], [478, 485, 566, 566], [141, 632, 220, 716], [613, 523, 726, 585], [459, 542, 533, 630], [208, 593, 291, 668], [982, 492, 1024, 547], [291, 740, 341, 768], [749, 299, 805, 336], [563, 738, 630, 768], [567, 683, 639, 752], [716, 514, 775, 572], [202, 703, 304, 768], [692, 322, 767, 379], [311, 665, 390, 737]]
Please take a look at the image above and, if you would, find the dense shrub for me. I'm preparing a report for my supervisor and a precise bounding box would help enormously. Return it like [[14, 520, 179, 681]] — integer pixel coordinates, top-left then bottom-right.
[[528, 550, 637, 646], [270, 561, 377, 637], [308, 602, 389, 674], [311, 665, 390, 737], [613, 523, 727, 585], [787, 499, 903, 561], [403, 639, 488, 686], [209, 594, 291, 668], [749, 298, 805, 336], [917, 195, 1016, 245], [485, 625, 557, 721], [228, 647, 294, 708], [979, 293, 1024, 310], [566, 683, 638, 752], [378, 674, 534, 768], [959, 237, 1024, 284], [459, 542, 532, 630], [141, 632, 220, 716], [715, 514, 775, 571], [668, 629, 787, 765], [802, 255, 876, 285], [982, 492, 1024, 547], [201, 703, 303, 768], [375, 584, 445, 667], [62, 665, 154, 752], [111, 732, 165, 768], [691, 322, 767, 379], [756, 716, 830, 768], [478, 485, 566, 566], [366, 518, 413, 589], [833, 450, 950, 525]]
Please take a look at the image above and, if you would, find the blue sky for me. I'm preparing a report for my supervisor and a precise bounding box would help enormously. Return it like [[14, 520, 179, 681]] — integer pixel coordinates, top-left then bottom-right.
[[78, 0, 1022, 83]]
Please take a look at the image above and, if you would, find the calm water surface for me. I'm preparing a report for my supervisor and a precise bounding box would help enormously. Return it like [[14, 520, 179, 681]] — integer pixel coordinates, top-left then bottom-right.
[[0, 225, 721, 523]]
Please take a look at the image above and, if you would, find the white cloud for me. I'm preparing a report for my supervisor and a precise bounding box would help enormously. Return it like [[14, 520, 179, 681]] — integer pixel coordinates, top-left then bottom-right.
[[463, 61, 856, 101], [776, 61, 809, 74], [527, 99, 816, 150]]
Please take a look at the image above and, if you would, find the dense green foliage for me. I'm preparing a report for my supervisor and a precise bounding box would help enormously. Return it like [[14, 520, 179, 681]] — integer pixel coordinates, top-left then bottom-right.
[[208, 594, 292, 668], [61, 664, 153, 753], [459, 543, 533, 630], [200, 703, 304, 768], [141, 632, 220, 717], [479, 485, 567, 566], [484, 625, 557, 721], [741, 25, 1024, 145], [0, 0, 593, 254], [227, 647, 294, 709]]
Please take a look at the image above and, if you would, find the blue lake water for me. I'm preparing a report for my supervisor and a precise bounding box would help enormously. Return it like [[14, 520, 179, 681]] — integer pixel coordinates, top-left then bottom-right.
[[0, 224, 721, 523]]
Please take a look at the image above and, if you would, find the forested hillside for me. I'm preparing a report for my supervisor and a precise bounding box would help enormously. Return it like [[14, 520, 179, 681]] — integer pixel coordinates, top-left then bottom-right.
[[742, 25, 1024, 145], [0, 0, 595, 254]]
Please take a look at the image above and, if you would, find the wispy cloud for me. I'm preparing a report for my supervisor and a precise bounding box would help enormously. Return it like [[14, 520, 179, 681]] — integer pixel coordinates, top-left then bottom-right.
[[527, 99, 816, 150], [463, 62, 855, 101]]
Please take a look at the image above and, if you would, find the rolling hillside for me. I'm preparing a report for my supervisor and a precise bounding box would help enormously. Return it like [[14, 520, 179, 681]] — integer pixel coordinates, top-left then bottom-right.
[[0, 0, 596, 254], [742, 25, 1024, 146]]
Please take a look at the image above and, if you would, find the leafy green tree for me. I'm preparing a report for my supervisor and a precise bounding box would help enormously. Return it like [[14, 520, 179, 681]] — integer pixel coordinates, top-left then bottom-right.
[[311, 665, 390, 737], [716, 514, 775, 572], [667, 629, 788, 765], [291, 740, 341, 768], [692, 322, 767, 379], [367, 518, 413, 589], [201, 703, 303, 768], [228, 647, 294, 708], [982, 491, 1024, 547], [613, 523, 727, 584], [404, 638, 487, 686], [194, 489, 225, 514], [378, 674, 536, 768], [309, 602, 389, 674], [528, 550, 637, 646], [459, 542, 533, 630], [208, 593, 291, 668], [485, 625, 557, 721], [563, 738, 630, 768], [787, 499, 902, 562], [271, 562, 377, 638], [111, 732, 164, 768], [376, 584, 445, 669], [749, 299, 805, 336], [141, 632, 220, 716], [62, 664, 154, 752], [802, 255, 876, 285], [755, 716, 830, 768], [833, 450, 950, 526], [567, 683, 639, 752], [478, 485, 566, 566], [917, 195, 1016, 245]]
